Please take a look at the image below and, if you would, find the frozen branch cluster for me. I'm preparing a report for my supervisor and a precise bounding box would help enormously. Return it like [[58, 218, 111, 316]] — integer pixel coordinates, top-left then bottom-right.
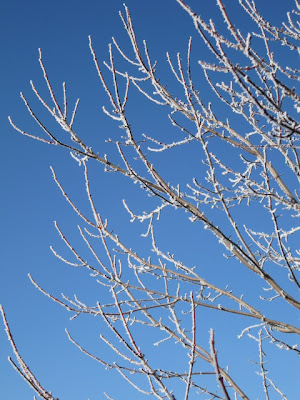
[[3, 1, 300, 399]]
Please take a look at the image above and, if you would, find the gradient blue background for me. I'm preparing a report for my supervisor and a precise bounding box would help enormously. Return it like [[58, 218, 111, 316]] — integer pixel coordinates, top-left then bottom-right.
[[1, 1, 298, 399]]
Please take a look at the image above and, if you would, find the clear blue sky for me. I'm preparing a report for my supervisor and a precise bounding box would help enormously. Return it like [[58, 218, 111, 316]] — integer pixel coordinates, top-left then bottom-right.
[[1, 0, 298, 399]]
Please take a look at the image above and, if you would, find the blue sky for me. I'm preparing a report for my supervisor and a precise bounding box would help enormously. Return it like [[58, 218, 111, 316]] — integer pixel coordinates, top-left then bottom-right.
[[1, 0, 299, 399]]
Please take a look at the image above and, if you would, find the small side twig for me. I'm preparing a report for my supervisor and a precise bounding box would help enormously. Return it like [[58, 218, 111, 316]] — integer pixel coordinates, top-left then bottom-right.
[[0, 305, 59, 400], [210, 329, 231, 400]]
